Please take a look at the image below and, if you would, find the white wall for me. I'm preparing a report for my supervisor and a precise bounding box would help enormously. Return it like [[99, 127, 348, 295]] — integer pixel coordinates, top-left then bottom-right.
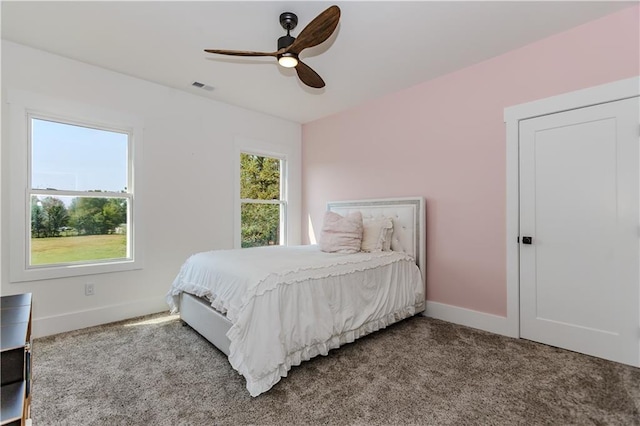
[[0, 41, 302, 337]]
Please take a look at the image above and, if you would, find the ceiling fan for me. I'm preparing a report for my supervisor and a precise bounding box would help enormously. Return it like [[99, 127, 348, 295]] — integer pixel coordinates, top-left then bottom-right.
[[204, 5, 341, 89]]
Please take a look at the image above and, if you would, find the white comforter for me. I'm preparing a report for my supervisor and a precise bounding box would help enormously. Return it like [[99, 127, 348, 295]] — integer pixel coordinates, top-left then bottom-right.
[[167, 244, 424, 397]]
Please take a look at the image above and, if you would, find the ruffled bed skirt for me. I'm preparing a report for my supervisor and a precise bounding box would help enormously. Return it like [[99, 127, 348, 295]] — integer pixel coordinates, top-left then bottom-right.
[[228, 304, 419, 397]]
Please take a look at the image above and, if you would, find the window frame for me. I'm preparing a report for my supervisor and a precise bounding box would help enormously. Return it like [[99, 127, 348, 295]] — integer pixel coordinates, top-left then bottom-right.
[[8, 90, 144, 282], [234, 139, 289, 249]]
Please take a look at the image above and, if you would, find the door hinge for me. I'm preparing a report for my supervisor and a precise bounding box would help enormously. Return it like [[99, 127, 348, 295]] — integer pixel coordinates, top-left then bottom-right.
[[517, 236, 519, 243]]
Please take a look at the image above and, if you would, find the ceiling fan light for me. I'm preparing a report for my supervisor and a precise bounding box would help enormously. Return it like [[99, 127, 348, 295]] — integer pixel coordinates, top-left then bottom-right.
[[278, 54, 298, 68]]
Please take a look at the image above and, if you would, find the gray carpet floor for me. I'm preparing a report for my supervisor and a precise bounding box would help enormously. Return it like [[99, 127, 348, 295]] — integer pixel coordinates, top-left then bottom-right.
[[32, 312, 640, 425]]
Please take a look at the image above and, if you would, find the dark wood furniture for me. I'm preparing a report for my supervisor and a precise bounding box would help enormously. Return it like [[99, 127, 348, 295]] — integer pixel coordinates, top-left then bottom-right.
[[1, 293, 32, 426]]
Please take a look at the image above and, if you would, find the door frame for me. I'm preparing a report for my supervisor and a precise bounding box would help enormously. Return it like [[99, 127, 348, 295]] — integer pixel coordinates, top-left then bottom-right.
[[503, 76, 640, 338]]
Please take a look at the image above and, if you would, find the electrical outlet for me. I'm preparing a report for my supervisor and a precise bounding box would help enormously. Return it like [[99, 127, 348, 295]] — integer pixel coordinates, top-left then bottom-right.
[[85, 283, 95, 296]]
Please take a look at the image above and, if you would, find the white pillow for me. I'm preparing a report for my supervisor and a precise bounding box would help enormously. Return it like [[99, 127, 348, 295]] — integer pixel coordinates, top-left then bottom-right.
[[361, 217, 394, 252], [319, 211, 363, 253]]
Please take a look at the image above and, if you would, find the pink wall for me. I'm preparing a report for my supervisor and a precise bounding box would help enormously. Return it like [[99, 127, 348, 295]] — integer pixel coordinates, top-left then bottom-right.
[[301, 6, 639, 317]]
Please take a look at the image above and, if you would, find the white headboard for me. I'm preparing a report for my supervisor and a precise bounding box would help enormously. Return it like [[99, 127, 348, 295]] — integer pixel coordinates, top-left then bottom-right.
[[327, 197, 426, 289]]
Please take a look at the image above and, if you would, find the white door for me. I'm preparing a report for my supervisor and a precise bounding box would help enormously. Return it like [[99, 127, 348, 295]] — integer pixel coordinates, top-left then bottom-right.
[[519, 97, 639, 366]]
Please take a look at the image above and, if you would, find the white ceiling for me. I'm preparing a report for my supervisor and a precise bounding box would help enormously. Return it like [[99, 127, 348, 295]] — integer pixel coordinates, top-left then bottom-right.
[[2, 1, 634, 123]]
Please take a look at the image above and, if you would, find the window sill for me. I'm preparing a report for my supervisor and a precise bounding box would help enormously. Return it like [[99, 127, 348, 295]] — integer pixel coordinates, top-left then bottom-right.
[[10, 259, 143, 283]]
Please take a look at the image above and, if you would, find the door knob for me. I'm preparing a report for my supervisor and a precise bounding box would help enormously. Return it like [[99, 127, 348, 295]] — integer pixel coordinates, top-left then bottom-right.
[[522, 236, 532, 244]]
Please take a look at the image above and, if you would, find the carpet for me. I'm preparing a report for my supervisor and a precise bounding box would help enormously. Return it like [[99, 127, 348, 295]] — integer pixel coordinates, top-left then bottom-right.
[[31, 312, 640, 425]]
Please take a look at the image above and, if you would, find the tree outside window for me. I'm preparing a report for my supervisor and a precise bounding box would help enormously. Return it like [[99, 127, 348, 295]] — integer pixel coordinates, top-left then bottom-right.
[[240, 153, 285, 248]]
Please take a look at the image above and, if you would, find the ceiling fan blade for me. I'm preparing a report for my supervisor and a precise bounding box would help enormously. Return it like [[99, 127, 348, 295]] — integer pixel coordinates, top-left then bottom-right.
[[286, 5, 340, 55], [204, 49, 279, 57], [295, 60, 325, 88]]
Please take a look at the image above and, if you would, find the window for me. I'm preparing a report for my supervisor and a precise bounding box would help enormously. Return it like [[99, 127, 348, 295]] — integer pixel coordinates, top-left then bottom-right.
[[29, 117, 131, 266], [8, 91, 143, 282], [239, 152, 286, 247]]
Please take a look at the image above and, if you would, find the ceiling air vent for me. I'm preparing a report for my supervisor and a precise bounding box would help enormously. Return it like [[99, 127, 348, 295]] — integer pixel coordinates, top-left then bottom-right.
[[191, 81, 214, 91]]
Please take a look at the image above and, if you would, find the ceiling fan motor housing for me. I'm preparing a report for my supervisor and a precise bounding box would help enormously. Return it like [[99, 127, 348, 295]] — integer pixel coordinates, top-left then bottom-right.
[[277, 11, 297, 62], [278, 34, 296, 50], [278, 11, 297, 52]]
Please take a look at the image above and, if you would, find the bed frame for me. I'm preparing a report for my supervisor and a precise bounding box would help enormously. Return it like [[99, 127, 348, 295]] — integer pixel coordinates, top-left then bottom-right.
[[178, 196, 426, 357]]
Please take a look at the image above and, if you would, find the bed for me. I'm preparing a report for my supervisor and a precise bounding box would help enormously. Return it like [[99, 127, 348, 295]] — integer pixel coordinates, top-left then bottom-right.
[[166, 197, 426, 397]]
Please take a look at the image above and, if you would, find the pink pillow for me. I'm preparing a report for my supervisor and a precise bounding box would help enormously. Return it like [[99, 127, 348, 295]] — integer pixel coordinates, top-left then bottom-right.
[[319, 211, 363, 253]]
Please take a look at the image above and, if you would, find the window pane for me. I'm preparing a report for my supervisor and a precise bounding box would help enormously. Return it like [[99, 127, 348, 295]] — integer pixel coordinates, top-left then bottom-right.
[[241, 203, 280, 248], [31, 118, 128, 192], [240, 153, 280, 200], [30, 195, 128, 266]]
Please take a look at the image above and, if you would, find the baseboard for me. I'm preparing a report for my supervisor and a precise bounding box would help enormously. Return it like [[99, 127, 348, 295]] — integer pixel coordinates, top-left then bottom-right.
[[424, 301, 516, 338], [33, 298, 515, 339], [32, 296, 168, 338]]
